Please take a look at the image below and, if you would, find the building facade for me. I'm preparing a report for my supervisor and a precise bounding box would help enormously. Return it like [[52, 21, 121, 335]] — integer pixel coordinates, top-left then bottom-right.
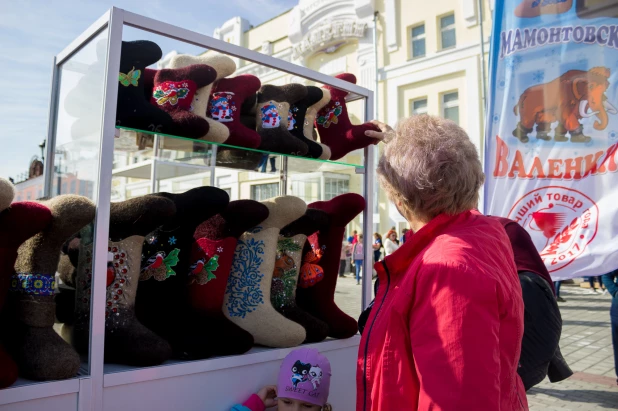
[[112, 0, 494, 236]]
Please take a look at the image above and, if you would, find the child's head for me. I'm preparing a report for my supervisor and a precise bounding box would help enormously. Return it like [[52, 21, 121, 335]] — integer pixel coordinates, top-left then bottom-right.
[[277, 348, 331, 410]]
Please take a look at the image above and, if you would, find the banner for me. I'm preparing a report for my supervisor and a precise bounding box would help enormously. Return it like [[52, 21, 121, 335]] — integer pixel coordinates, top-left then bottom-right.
[[485, 0, 618, 280]]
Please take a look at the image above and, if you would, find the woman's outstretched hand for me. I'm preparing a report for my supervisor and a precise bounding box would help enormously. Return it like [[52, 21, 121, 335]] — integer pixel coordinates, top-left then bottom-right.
[[365, 120, 395, 143], [257, 385, 278, 408]]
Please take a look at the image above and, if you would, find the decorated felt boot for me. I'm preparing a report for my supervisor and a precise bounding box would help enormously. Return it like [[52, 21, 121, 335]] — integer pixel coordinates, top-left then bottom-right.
[[185, 200, 269, 358], [0, 179, 52, 388], [296, 193, 365, 339], [135, 187, 229, 356], [304, 88, 331, 143], [288, 86, 331, 160], [223, 196, 307, 348], [208, 75, 262, 148], [73, 196, 176, 366], [169, 53, 236, 144], [273, 209, 329, 343], [116, 41, 175, 133], [256, 85, 309, 156], [316, 73, 380, 160], [149, 65, 217, 143], [6, 195, 94, 380]]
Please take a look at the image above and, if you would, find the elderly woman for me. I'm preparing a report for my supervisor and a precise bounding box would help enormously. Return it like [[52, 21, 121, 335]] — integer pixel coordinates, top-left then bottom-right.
[[356, 115, 528, 410]]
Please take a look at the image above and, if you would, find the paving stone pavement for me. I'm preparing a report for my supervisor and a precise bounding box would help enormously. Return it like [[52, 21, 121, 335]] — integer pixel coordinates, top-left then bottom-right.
[[334, 275, 618, 409]]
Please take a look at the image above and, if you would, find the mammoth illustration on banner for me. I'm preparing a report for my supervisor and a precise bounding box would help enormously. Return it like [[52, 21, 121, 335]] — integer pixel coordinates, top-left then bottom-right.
[[512, 67, 618, 144]]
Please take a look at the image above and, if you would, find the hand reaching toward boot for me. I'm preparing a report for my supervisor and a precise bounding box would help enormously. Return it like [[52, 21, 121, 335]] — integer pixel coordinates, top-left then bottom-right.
[[365, 120, 395, 143], [257, 385, 278, 408]]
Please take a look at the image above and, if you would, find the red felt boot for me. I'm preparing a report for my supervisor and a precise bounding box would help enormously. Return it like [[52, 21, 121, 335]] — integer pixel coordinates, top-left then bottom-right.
[[185, 200, 269, 358], [208, 75, 262, 149], [296, 193, 365, 339], [0, 178, 52, 388], [315, 73, 380, 160]]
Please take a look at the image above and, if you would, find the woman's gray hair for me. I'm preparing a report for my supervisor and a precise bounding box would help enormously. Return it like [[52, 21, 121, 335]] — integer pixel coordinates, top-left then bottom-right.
[[377, 115, 484, 221]]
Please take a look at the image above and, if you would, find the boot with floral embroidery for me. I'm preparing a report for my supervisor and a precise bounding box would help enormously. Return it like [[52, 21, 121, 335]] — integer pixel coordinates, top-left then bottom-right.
[[73, 195, 176, 366], [135, 187, 229, 356], [5, 195, 93, 381], [223, 196, 307, 348], [296, 193, 364, 339], [183, 200, 269, 358]]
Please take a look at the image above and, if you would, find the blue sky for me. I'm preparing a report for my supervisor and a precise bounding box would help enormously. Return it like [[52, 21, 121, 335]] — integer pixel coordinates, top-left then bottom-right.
[[0, 0, 297, 180]]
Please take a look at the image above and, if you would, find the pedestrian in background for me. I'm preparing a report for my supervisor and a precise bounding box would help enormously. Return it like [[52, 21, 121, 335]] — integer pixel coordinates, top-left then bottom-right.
[[554, 281, 565, 302], [353, 234, 364, 285], [601, 269, 618, 386], [383, 229, 399, 257], [372, 233, 383, 262], [400, 228, 409, 244], [339, 234, 350, 278]]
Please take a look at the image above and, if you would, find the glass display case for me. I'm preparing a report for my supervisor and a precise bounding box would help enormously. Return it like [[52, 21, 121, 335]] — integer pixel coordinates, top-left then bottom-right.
[[0, 8, 375, 411]]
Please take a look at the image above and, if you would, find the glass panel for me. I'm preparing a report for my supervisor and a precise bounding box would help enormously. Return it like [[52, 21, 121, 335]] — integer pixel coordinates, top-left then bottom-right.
[[441, 28, 456, 49], [440, 14, 455, 28], [412, 25, 425, 37], [443, 92, 459, 103], [413, 99, 428, 111], [444, 106, 460, 124], [412, 39, 426, 58]]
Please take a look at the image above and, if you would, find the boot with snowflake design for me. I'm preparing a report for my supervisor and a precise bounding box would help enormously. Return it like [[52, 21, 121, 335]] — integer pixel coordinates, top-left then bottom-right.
[[316, 73, 380, 160], [0, 178, 52, 387], [169, 53, 236, 144], [223, 196, 307, 348], [6, 195, 93, 381], [116, 41, 175, 133], [73, 196, 176, 366], [288, 86, 331, 160], [135, 187, 229, 355], [148, 64, 217, 149], [296, 193, 364, 339], [184, 200, 269, 358], [272, 209, 329, 343], [256, 84, 309, 156]]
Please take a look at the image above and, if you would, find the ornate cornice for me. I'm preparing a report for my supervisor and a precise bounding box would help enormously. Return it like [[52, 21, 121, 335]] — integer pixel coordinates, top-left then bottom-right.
[[292, 19, 366, 59]]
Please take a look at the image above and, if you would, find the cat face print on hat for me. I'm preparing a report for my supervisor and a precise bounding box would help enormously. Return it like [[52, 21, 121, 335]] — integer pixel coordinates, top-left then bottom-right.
[[277, 347, 331, 407]]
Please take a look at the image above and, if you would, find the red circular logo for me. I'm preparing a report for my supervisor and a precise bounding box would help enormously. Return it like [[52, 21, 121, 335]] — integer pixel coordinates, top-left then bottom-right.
[[507, 186, 599, 273]]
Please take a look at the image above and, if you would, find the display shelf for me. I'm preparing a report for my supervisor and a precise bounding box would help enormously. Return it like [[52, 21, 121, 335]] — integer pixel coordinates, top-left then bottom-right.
[[102, 336, 360, 388], [116, 126, 366, 169], [0, 378, 80, 406]]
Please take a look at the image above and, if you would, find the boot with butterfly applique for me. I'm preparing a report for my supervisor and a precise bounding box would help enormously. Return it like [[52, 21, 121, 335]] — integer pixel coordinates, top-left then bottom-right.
[[273, 209, 329, 343], [183, 200, 269, 358], [116, 41, 174, 133], [296, 193, 364, 339]]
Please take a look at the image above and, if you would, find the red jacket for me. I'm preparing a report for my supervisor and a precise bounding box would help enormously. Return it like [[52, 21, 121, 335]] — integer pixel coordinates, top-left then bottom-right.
[[357, 212, 528, 410]]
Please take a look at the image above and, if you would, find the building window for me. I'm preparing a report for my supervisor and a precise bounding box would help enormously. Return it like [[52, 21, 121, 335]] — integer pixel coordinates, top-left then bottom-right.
[[324, 177, 349, 200], [251, 183, 279, 201], [62, 182, 67, 194], [442, 91, 459, 125], [411, 24, 426, 58], [440, 14, 456, 50], [70, 180, 76, 194], [410, 98, 428, 115], [79, 182, 86, 196], [290, 177, 320, 203], [222, 187, 232, 198]]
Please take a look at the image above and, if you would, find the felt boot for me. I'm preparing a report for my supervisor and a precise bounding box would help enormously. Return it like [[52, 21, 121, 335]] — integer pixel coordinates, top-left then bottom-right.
[[223, 196, 307, 348], [273, 209, 329, 343], [169, 53, 236, 144], [288, 86, 331, 160], [6, 195, 94, 381], [209, 75, 262, 148], [296, 193, 364, 339], [149, 65, 217, 145], [73, 196, 176, 366], [316, 73, 380, 160], [0, 182, 52, 387], [185, 200, 269, 358], [256, 85, 309, 156], [135, 187, 229, 356], [116, 41, 175, 133]]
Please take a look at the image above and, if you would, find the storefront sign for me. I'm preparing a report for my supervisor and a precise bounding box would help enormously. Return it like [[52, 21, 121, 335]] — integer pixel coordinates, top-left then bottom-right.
[[485, 0, 618, 279]]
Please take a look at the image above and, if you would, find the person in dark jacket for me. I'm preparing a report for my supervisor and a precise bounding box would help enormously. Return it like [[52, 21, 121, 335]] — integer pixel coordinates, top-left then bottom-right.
[[601, 269, 618, 385]]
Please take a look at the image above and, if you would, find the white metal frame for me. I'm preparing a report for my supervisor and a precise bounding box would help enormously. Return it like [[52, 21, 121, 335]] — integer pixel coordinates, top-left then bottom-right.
[[13, 7, 376, 410]]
